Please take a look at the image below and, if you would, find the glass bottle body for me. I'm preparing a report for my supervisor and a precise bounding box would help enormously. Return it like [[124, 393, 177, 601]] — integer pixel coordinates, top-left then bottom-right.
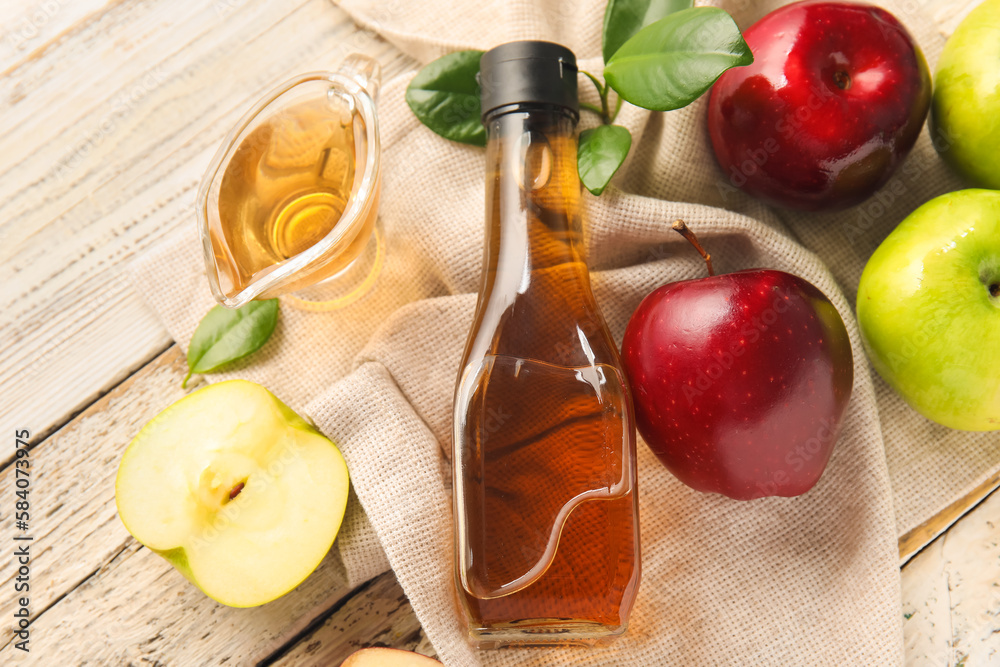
[[453, 107, 641, 647]]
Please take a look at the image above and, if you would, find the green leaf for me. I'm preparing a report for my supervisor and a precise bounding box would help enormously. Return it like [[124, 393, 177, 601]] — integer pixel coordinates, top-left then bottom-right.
[[184, 299, 279, 387], [603, 0, 694, 63], [405, 50, 486, 147], [578, 125, 632, 196], [604, 7, 753, 112]]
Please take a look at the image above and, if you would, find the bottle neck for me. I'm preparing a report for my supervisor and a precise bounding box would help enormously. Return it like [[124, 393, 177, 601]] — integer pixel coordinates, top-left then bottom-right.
[[483, 106, 583, 271], [466, 105, 616, 368]]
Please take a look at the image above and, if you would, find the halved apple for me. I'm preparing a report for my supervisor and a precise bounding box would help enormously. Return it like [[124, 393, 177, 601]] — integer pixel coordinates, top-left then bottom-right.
[[341, 648, 443, 667], [115, 379, 349, 607]]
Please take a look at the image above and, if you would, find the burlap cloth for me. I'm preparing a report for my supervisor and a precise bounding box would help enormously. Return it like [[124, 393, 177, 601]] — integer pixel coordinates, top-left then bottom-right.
[[128, 0, 1000, 663]]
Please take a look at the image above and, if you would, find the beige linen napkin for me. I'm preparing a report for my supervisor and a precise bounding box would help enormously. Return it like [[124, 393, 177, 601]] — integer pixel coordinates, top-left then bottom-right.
[[129, 0, 1000, 664]]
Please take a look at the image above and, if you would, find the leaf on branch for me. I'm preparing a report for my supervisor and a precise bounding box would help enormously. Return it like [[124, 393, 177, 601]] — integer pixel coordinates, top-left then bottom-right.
[[605, 7, 753, 112], [405, 50, 487, 147], [184, 299, 279, 387], [578, 124, 632, 195], [603, 0, 694, 63]]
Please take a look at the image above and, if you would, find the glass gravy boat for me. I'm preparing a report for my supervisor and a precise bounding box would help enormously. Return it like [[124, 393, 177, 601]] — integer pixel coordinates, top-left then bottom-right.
[[197, 54, 382, 310]]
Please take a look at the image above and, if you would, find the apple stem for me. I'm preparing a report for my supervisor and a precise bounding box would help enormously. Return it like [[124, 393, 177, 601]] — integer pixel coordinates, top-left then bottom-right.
[[672, 220, 715, 276], [991, 283, 999, 298]]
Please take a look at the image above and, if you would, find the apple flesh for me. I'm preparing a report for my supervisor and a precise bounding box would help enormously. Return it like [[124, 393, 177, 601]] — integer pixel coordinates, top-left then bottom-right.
[[115, 380, 350, 607], [707, 0, 931, 211], [621, 269, 853, 499], [341, 648, 442, 667], [857, 189, 1000, 431], [931, 0, 1000, 189]]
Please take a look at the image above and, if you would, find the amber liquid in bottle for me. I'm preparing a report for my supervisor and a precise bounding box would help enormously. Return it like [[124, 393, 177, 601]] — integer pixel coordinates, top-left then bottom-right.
[[453, 107, 641, 647]]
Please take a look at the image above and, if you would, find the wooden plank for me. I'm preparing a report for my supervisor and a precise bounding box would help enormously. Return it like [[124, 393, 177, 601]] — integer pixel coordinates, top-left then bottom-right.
[[899, 470, 1000, 564], [0, 0, 112, 73], [0, 346, 359, 664], [0, 347, 186, 644], [0, 0, 413, 445], [901, 486, 1000, 665], [926, 0, 982, 37], [0, 540, 359, 664], [0, 0, 994, 663], [270, 571, 436, 667], [1, 341, 994, 664]]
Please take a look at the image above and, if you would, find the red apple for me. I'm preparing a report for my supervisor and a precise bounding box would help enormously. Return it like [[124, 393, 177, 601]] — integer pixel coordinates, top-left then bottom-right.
[[621, 224, 853, 499], [707, 0, 931, 211]]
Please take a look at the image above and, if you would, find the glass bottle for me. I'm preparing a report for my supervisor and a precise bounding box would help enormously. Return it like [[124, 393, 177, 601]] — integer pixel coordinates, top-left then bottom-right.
[[452, 41, 641, 648]]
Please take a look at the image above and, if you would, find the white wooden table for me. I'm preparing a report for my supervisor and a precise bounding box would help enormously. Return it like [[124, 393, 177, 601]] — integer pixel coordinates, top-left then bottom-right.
[[1, 0, 996, 664]]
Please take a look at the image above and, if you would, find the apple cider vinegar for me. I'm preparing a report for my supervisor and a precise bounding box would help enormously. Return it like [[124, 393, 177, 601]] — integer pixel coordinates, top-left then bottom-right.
[[453, 42, 640, 647], [213, 93, 371, 292]]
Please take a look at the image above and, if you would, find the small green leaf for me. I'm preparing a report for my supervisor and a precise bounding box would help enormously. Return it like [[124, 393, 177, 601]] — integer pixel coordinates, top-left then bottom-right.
[[603, 0, 694, 63], [578, 125, 632, 196], [184, 299, 279, 387], [605, 7, 753, 112], [405, 50, 486, 147]]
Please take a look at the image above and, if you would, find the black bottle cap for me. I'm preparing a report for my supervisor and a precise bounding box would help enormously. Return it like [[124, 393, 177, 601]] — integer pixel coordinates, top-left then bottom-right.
[[479, 41, 578, 120]]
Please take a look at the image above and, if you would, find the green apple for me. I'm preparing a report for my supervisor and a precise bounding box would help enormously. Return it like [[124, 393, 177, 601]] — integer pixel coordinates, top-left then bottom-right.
[[857, 189, 1000, 431], [115, 380, 349, 607], [931, 0, 1000, 188]]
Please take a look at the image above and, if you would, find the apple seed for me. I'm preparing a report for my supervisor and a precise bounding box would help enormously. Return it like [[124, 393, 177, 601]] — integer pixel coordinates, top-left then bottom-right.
[[227, 481, 246, 502]]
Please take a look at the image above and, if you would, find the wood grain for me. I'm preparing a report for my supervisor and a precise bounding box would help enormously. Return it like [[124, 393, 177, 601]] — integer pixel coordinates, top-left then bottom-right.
[[899, 470, 1000, 564], [0, 346, 356, 664], [1, 0, 997, 664], [0, 0, 111, 73], [927, 0, 982, 37], [1, 340, 994, 664], [0, 0, 414, 447], [271, 571, 435, 666], [902, 486, 1000, 666], [0, 348, 186, 645]]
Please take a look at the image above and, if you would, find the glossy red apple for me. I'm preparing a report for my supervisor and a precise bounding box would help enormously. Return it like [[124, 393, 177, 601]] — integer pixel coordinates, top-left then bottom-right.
[[707, 0, 931, 211], [621, 223, 853, 499]]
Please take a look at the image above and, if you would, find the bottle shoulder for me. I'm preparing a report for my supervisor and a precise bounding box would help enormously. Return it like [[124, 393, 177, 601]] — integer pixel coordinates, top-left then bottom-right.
[[462, 266, 624, 372]]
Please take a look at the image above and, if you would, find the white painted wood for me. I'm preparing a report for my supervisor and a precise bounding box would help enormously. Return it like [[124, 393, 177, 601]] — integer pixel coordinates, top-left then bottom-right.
[[0, 0, 414, 443], [0, 348, 359, 663], [0, 0, 111, 73], [0, 0, 996, 664], [902, 489, 1000, 666], [926, 0, 983, 37], [0, 342, 995, 664], [0, 349, 189, 647], [274, 571, 436, 666]]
